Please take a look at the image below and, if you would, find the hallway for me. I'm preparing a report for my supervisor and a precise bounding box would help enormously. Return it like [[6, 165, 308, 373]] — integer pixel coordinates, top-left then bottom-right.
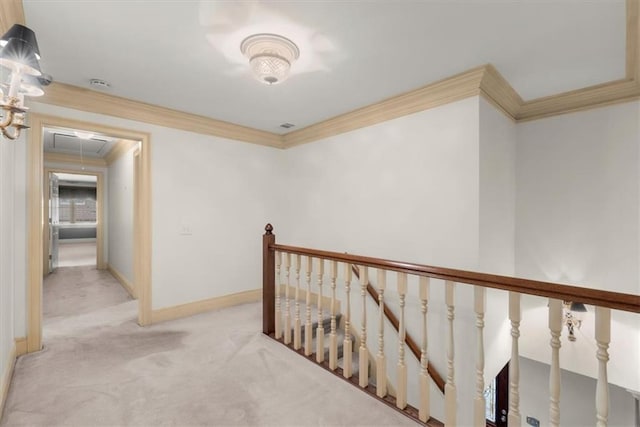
[[1, 268, 413, 426]]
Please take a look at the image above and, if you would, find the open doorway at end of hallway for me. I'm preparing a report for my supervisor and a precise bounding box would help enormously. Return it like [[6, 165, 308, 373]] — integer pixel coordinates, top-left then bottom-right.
[[46, 172, 99, 272]]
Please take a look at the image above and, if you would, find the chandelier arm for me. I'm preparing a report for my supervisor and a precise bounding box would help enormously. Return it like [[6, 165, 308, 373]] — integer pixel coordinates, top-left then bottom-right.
[[0, 109, 16, 129], [2, 125, 21, 140]]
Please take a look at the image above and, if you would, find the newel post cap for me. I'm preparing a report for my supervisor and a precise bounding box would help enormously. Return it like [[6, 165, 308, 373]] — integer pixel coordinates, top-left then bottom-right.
[[264, 223, 273, 235]]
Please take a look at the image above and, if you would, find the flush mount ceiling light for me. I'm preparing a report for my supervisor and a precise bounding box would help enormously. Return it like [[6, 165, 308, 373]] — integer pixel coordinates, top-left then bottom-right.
[[240, 33, 299, 85]]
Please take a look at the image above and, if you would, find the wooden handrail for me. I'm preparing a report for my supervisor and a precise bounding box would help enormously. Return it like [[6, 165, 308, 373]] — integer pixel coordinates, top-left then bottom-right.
[[270, 243, 640, 313], [351, 264, 446, 394]]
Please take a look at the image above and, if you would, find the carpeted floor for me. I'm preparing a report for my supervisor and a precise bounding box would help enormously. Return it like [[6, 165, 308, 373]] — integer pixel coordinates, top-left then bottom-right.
[[1, 267, 415, 426]]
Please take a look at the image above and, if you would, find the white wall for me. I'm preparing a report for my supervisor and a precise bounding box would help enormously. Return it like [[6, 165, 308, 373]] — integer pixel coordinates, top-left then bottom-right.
[[0, 131, 21, 390], [279, 96, 481, 268], [151, 126, 281, 308], [29, 102, 281, 311], [516, 101, 640, 294], [519, 356, 635, 427], [13, 139, 27, 339], [108, 145, 136, 283], [478, 97, 516, 381]]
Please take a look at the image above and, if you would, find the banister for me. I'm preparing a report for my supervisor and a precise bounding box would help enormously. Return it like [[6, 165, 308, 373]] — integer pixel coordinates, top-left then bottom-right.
[[351, 264, 446, 394], [270, 243, 640, 313]]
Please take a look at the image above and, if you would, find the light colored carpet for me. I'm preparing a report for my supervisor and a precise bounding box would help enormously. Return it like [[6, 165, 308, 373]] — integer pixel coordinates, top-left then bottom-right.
[[1, 267, 415, 426], [58, 242, 96, 267]]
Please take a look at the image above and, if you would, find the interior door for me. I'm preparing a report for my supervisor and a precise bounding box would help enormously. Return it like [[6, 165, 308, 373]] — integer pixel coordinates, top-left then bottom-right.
[[49, 173, 59, 273]]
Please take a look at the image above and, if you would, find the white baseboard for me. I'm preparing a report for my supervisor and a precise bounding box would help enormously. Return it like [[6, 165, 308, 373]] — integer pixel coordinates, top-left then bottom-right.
[[151, 289, 262, 324], [107, 264, 136, 299], [0, 341, 17, 420]]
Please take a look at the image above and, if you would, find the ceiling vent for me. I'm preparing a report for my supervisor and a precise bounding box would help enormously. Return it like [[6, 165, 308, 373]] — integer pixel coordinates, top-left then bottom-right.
[[89, 78, 110, 89]]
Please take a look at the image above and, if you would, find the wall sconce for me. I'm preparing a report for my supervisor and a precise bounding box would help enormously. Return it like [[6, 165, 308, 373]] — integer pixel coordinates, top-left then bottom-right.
[[563, 301, 587, 341], [0, 24, 45, 140]]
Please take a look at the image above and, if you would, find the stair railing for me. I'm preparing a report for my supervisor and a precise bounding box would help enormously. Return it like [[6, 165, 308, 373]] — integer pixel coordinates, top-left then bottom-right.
[[262, 224, 640, 426], [351, 264, 446, 394]]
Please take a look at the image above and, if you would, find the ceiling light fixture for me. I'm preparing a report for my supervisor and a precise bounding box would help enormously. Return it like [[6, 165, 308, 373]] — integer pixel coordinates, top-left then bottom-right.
[[563, 301, 587, 341], [240, 33, 299, 85], [74, 131, 94, 140], [0, 24, 45, 140]]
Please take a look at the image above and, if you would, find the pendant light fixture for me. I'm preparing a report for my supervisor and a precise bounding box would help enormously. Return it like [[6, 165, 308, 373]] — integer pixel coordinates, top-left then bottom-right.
[[240, 33, 299, 85], [0, 24, 46, 140]]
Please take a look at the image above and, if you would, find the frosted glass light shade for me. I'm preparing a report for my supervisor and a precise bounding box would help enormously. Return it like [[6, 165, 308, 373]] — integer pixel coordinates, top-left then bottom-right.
[[249, 54, 291, 85]]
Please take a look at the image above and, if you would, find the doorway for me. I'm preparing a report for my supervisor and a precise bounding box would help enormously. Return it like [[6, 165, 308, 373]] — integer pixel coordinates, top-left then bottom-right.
[[44, 170, 104, 272], [26, 114, 153, 353]]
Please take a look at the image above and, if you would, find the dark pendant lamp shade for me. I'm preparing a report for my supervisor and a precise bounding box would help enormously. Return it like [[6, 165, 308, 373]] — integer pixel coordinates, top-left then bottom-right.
[[569, 302, 587, 312], [0, 37, 42, 76], [0, 24, 40, 59]]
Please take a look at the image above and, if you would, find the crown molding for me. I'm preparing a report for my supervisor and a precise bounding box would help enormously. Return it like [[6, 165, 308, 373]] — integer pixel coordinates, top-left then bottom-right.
[[39, 82, 283, 148], [479, 64, 522, 121], [43, 152, 107, 167], [282, 66, 486, 148], [515, 79, 640, 122]]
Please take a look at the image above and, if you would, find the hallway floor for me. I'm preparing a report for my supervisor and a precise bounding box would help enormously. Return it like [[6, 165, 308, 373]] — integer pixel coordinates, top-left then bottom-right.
[[58, 242, 96, 267], [1, 267, 414, 426]]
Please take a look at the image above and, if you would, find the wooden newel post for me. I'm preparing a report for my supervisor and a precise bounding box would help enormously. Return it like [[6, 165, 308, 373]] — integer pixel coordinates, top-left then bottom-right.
[[263, 223, 276, 335]]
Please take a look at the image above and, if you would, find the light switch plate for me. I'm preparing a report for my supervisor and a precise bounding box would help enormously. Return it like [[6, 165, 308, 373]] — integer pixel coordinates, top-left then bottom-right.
[[526, 416, 540, 427]]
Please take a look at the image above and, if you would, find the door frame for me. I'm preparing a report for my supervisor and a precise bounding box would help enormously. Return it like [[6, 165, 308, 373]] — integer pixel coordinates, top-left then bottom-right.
[[27, 113, 153, 353], [43, 168, 105, 272]]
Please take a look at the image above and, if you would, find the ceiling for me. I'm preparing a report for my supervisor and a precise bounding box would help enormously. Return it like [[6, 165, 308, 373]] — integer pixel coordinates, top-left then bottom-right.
[[23, 1, 626, 134]]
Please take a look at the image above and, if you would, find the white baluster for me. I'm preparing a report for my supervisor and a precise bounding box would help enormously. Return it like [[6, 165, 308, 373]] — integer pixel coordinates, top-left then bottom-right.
[[474, 286, 486, 427], [595, 307, 611, 427], [329, 260, 338, 370], [284, 253, 291, 344], [316, 258, 325, 363], [294, 254, 302, 350], [275, 252, 282, 339], [445, 281, 456, 427], [548, 299, 562, 427], [377, 269, 387, 398], [343, 263, 353, 378], [304, 256, 313, 356], [419, 276, 430, 423], [359, 266, 369, 388], [397, 272, 408, 409], [509, 292, 522, 426]]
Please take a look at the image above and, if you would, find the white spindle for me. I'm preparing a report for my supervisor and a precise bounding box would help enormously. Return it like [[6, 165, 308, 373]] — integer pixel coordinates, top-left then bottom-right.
[[293, 254, 302, 350], [304, 256, 313, 356], [329, 260, 338, 370], [548, 299, 562, 427], [419, 276, 430, 423], [445, 281, 456, 427], [474, 286, 486, 427], [595, 307, 611, 427], [343, 263, 353, 378], [275, 252, 282, 339], [509, 291, 522, 426], [376, 269, 387, 398], [397, 272, 408, 409], [359, 266, 369, 388], [284, 253, 291, 344], [316, 258, 325, 363]]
